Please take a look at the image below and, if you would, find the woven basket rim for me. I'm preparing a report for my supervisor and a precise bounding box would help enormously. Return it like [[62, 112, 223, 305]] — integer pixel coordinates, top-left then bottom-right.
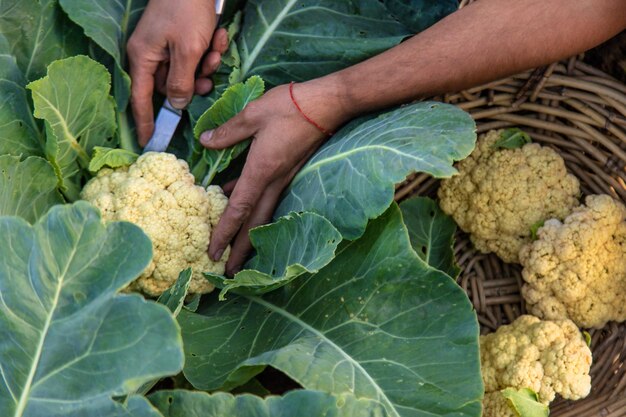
[[395, 56, 626, 416]]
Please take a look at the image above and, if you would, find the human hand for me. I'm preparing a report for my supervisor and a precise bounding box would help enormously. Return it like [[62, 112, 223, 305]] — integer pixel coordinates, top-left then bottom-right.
[[200, 78, 350, 275], [127, 0, 229, 146]]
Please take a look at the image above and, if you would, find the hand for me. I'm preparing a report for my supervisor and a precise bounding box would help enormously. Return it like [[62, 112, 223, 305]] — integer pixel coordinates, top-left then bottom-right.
[[200, 78, 350, 275], [127, 0, 229, 146]]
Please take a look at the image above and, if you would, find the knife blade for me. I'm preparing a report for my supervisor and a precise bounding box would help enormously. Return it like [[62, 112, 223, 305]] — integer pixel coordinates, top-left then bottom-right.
[[143, 0, 226, 153]]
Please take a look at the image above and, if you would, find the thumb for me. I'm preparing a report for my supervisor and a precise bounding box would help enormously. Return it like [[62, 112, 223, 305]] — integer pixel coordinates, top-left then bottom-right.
[[200, 108, 257, 149], [167, 44, 203, 109]]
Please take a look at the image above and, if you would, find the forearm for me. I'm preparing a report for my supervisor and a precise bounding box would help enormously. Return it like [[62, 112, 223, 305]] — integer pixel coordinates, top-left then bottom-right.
[[319, 0, 626, 120]]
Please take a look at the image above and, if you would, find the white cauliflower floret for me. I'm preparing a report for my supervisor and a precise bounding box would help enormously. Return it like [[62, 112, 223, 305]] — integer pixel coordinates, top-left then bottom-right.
[[480, 315, 592, 415], [482, 392, 517, 417], [438, 129, 580, 263], [520, 194, 626, 328], [81, 152, 230, 296]]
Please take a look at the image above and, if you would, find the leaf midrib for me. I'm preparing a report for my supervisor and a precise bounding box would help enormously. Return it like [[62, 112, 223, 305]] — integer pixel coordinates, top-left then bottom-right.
[[293, 144, 427, 182], [31, 91, 90, 164], [24, 10, 46, 81], [14, 233, 80, 417], [240, 0, 298, 79], [247, 295, 399, 417]]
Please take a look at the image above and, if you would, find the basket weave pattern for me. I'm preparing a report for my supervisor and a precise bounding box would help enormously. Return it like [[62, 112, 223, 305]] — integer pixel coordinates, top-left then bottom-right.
[[395, 57, 626, 416]]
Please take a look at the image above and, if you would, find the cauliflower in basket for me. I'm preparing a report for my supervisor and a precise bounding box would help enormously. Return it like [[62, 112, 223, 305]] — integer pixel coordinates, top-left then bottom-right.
[[81, 152, 229, 296], [438, 129, 580, 263], [481, 315, 592, 416], [520, 194, 626, 328]]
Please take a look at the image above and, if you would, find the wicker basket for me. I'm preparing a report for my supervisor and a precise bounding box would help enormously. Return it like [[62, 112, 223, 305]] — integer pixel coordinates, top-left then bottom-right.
[[395, 56, 626, 416]]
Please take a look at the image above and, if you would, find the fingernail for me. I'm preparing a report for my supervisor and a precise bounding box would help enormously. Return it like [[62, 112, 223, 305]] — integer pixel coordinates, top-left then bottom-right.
[[169, 97, 189, 109], [200, 130, 214, 145], [211, 248, 224, 261]]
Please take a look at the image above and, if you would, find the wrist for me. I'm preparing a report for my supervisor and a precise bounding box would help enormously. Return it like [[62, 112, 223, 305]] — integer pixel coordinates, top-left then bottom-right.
[[296, 75, 356, 133]]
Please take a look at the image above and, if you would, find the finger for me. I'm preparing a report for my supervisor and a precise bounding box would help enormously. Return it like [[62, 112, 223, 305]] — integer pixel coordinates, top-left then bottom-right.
[[209, 154, 274, 260], [167, 43, 205, 109], [199, 104, 258, 149], [222, 178, 238, 196], [194, 77, 214, 95], [155, 61, 169, 96], [128, 52, 160, 146], [198, 51, 222, 78], [212, 28, 229, 54], [225, 180, 282, 275]]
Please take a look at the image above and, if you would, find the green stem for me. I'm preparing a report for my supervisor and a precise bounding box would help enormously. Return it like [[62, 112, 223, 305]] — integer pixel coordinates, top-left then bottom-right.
[[201, 151, 224, 188], [117, 111, 139, 153]]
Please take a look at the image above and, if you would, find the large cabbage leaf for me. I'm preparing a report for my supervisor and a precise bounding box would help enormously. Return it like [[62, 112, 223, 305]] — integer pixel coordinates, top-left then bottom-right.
[[0, 202, 183, 417], [179, 203, 482, 417], [0, 0, 86, 82], [59, 0, 148, 111], [28, 56, 117, 200], [399, 196, 460, 278], [381, 0, 458, 33], [206, 211, 341, 299], [0, 155, 62, 223], [276, 102, 476, 239], [150, 390, 387, 417], [234, 0, 409, 85], [0, 54, 42, 157]]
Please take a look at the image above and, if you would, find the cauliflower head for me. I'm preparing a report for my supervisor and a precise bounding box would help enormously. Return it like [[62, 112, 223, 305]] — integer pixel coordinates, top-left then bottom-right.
[[481, 315, 592, 415], [81, 152, 229, 296], [520, 194, 626, 328], [438, 129, 580, 263]]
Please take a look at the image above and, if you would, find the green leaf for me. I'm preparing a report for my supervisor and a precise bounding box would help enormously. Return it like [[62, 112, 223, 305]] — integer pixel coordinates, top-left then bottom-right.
[[0, 155, 63, 223], [193, 76, 265, 186], [0, 0, 87, 82], [583, 331, 592, 347], [150, 390, 388, 417], [235, 0, 410, 85], [501, 388, 549, 417], [276, 102, 476, 239], [59, 0, 148, 110], [158, 268, 193, 317], [530, 220, 545, 241], [399, 197, 460, 278], [185, 295, 201, 313], [180, 204, 482, 417], [40, 394, 165, 417], [89, 146, 139, 172], [59, 0, 146, 67], [0, 202, 184, 417], [0, 54, 43, 157], [205, 212, 342, 299], [493, 128, 532, 150], [223, 12, 243, 68], [137, 268, 193, 397], [382, 0, 458, 33], [28, 56, 117, 199]]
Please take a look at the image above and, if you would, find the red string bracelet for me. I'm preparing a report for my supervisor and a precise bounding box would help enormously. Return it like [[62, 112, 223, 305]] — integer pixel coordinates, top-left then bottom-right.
[[289, 81, 334, 137]]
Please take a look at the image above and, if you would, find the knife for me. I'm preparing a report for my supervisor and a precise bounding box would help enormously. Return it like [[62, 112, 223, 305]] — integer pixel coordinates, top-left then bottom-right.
[[143, 0, 225, 153]]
